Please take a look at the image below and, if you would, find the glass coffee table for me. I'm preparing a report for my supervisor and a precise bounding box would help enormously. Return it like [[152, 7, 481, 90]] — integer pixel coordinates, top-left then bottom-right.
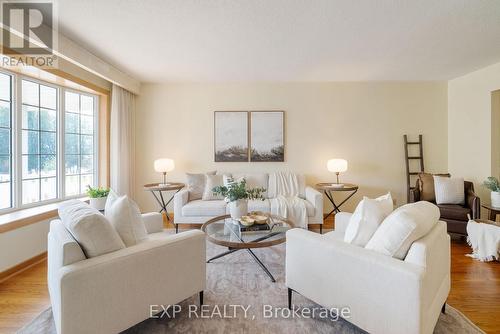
[[201, 214, 294, 282]]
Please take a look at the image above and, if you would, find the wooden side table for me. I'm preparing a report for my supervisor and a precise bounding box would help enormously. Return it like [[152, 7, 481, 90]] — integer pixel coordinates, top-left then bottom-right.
[[482, 204, 500, 221], [144, 182, 185, 233], [316, 183, 359, 232]]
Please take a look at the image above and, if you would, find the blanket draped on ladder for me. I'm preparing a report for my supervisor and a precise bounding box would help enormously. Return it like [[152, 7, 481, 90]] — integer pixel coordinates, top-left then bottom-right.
[[269, 172, 308, 229]]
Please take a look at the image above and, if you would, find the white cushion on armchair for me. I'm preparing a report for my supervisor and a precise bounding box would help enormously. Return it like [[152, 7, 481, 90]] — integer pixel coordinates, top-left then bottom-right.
[[365, 201, 440, 259]]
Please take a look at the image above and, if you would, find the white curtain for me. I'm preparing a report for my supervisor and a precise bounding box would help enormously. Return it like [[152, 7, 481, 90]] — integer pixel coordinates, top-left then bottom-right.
[[110, 84, 136, 197]]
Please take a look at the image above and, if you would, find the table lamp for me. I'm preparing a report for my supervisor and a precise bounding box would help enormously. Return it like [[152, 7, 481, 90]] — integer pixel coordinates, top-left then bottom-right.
[[154, 158, 175, 186], [327, 158, 348, 188]]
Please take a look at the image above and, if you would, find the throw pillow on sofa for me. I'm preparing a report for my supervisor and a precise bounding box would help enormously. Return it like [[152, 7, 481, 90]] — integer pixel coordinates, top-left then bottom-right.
[[106, 196, 148, 247], [104, 188, 119, 213], [344, 193, 393, 246], [365, 201, 440, 260], [186, 171, 216, 201], [58, 200, 125, 258], [418, 172, 450, 202], [202, 174, 225, 200], [433, 175, 465, 205]]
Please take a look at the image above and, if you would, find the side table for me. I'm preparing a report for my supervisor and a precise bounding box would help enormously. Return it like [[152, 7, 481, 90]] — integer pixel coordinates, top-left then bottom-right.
[[482, 204, 500, 222], [316, 183, 359, 232], [144, 182, 185, 233]]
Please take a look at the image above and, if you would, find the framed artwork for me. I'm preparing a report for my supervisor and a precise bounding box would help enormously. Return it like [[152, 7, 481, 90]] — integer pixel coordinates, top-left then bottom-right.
[[214, 111, 249, 162], [250, 111, 284, 162]]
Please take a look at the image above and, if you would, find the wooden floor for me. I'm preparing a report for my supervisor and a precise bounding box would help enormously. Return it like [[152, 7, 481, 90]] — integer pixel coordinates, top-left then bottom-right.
[[1, 225, 499, 333]]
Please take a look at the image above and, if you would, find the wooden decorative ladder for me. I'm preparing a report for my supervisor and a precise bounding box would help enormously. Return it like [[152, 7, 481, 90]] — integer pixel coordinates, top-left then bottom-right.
[[404, 134, 424, 202]]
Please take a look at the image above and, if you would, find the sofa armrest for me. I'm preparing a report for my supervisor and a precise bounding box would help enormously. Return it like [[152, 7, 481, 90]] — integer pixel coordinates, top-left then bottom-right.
[[55, 230, 206, 334], [333, 212, 352, 234], [174, 189, 189, 217], [466, 188, 480, 219], [305, 186, 323, 223], [141, 212, 164, 233]]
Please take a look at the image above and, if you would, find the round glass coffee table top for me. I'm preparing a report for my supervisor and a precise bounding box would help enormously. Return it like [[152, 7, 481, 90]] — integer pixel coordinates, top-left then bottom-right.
[[201, 214, 294, 250], [202, 214, 294, 282]]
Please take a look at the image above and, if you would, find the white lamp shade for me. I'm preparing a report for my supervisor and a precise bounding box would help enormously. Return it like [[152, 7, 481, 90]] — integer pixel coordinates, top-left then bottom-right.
[[154, 158, 175, 173], [327, 159, 348, 173]]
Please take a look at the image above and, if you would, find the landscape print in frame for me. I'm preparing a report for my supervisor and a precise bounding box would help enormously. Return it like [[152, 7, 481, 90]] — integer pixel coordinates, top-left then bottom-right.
[[250, 111, 285, 162], [214, 111, 249, 162]]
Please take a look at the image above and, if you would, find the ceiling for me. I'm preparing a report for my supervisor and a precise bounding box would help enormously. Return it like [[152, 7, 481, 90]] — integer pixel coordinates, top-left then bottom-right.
[[54, 0, 500, 83]]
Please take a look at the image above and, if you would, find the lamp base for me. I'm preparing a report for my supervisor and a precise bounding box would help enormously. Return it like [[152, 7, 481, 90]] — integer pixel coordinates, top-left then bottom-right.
[[331, 183, 345, 189]]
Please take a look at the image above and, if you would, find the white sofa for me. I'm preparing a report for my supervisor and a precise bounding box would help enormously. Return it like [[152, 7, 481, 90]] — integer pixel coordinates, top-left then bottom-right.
[[286, 212, 450, 334], [47, 212, 206, 334], [174, 172, 323, 231]]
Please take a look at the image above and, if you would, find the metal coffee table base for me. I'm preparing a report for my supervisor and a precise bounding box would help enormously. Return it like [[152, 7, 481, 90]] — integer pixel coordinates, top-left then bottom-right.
[[207, 248, 276, 282]]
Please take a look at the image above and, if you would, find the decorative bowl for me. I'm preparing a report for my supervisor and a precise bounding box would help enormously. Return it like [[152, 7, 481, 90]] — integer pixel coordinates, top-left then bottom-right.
[[251, 215, 269, 224], [239, 216, 255, 226]]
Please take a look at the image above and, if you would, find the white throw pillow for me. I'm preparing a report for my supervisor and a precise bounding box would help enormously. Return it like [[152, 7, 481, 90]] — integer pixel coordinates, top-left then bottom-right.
[[106, 196, 148, 247], [104, 188, 119, 213], [434, 176, 465, 205], [186, 171, 216, 201], [58, 200, 125, 258], [344, 193, 393, 246], [365, 201, 440, 259], [202, 174, 225, 200]]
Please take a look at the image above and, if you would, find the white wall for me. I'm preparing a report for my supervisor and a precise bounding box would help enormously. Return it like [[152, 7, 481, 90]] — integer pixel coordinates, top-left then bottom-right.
[[135, 82, 448, 213], [448, 61, 500, 206], [0, 220, 50, 272]]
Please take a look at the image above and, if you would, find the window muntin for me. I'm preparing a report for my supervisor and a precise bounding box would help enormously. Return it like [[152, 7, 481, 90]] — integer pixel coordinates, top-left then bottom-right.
[[21, 80, 58, 204], [65, 91, 96, 196], [0, 73, 12, 210]]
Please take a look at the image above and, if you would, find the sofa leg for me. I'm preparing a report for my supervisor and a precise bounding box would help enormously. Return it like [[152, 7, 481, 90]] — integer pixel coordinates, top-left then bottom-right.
[[288, 288, 292, 310], [320, 225, 323, 234], [441, 303, 446, 314], [199, 291, 204, 306], [175, 224, 178, 234]]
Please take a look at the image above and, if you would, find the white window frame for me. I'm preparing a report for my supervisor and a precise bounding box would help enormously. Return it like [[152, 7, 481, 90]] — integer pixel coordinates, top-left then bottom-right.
[[62, 88, 99, 200], [0, 68, 99, 214]]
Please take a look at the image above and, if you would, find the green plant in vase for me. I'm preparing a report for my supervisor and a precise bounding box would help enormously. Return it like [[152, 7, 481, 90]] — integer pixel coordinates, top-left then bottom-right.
[[212, 179, 266, 220], [86, 186, 110, 211], [483, 176, 500, 208]]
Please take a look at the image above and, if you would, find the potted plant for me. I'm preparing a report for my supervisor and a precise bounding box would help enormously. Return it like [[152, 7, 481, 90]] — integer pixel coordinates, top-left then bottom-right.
[[86, 186, 110, 211], [483, 176, 500, 208], [212, 179, 266, 220]]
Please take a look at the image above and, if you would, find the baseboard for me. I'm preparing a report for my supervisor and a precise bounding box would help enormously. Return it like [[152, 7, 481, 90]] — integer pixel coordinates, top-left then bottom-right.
[[0, 252, 47, 283]]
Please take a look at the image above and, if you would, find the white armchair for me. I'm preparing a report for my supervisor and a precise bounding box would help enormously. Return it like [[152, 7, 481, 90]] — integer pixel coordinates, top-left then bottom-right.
[[48, 212, 206, 334], [286, 212, 450, 334]]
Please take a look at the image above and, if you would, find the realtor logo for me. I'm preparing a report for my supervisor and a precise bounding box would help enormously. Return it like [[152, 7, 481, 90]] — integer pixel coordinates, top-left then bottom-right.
[[1, 1, 57, 67], [2, 2, 53, 54]]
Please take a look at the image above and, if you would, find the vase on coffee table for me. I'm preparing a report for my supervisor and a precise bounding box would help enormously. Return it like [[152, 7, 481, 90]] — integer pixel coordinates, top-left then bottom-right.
[[228, 199, 248, 221]]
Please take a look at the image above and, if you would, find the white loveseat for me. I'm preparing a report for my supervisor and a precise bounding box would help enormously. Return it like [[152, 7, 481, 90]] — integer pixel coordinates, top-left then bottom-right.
[[48, 212, 206, 334], [286, 212, 450, 334], [173, 172, 323, 231]]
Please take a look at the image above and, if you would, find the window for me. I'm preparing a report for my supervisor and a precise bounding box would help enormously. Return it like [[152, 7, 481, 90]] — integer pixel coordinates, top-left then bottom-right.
[[21, 80, 58, 204], [0, 73, 12, 209], [65, 91, 96, 196], [0, 70, 98, 212]]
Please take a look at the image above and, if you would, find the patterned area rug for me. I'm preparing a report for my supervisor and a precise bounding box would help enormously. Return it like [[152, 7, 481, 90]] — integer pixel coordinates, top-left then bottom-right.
[[19, 240, 484, 334]]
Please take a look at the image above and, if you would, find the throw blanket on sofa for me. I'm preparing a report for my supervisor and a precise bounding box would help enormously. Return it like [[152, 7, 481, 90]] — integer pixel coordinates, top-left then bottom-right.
[[466, 220, 500, 262], [269, 172, 308, 229]]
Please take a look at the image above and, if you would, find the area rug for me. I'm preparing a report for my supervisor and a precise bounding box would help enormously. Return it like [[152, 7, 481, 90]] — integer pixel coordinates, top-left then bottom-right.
[[18, 240, 485, 334]]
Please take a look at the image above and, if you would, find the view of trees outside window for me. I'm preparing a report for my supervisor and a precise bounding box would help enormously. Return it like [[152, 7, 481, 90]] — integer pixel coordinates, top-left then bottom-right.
[[0, 70, 98, 211], [65, 91, 95, 196], [21, 80, 58, 204], [0, 73, 12, 209]]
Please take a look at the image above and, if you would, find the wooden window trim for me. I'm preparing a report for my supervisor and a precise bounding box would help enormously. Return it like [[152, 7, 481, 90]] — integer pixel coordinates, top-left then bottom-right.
[[0, 197, 89, 233]]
